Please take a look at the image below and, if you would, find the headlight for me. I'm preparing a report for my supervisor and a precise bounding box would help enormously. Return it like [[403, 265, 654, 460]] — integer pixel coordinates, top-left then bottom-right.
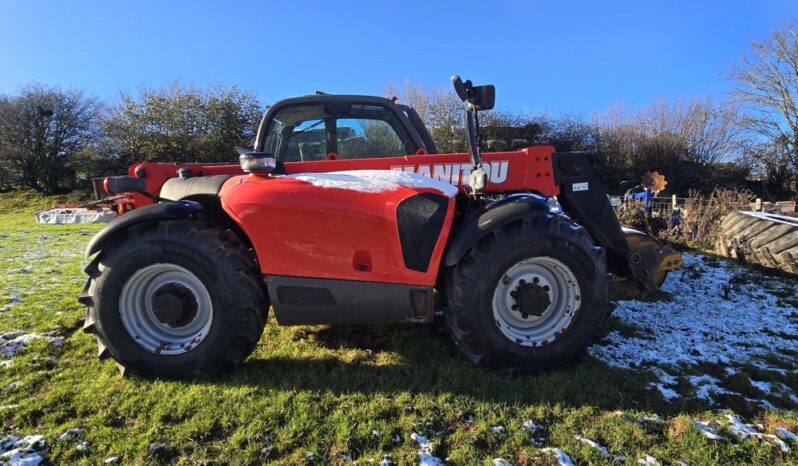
[[239, 152, 277, 173]]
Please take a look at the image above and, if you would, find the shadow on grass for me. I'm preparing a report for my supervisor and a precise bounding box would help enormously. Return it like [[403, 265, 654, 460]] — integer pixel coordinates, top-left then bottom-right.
[[189, 322, 722, 417]]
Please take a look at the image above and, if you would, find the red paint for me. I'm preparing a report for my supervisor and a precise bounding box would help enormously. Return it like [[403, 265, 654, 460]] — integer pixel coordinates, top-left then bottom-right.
[[125, 145, 559, 206], [218, 174, 455, 285]]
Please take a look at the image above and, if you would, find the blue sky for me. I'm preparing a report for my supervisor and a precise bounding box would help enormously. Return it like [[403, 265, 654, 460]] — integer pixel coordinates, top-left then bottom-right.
[[1, 1, 796, 115]]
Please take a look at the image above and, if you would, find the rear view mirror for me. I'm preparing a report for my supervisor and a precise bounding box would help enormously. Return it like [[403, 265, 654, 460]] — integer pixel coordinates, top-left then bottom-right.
[[469, 85, 495, 110]]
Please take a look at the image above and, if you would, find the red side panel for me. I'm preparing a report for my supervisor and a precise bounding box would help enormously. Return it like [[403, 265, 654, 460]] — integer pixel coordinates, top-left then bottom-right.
[[281, 146, 559, 196], [219, 175, 456, 286], [125, 146, 559, 208]]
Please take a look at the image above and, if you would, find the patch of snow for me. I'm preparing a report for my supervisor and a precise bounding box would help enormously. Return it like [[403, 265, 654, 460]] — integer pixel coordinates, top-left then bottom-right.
[[1, 332, 63, 358], [75, 441, 89, 451], [650, 383, 680, 401], [749, 380, 772, 394], [775, 427, 798, 442], [637, 455, 660, 465], [490, 426, 506, 435], [541, 448, 575, 466], [726, 414, 759, 439], [522, 419, 546, 447], [57, 428, 84, 441], [288, 170, 458, 197], [378, 454, 392, 466], [692, 421, 724, 440], [5, 381, 22, 391], [589, 253, 798, 406], [724, 415, 791, 453], [0, 435, 47, 466], [103, 456, 119, 464], [418, 451, 444, 466], [410, 432, 433, 452], [574, 435, 609, 455], [492, 459, 513, 466], [147, 442, 165, 453]]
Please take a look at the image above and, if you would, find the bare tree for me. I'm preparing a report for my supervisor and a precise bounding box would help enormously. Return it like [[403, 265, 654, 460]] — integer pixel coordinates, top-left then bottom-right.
[[729, 20, 798, 187]]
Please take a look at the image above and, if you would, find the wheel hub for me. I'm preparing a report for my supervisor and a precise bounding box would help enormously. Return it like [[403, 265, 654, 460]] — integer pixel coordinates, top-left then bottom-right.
[[511, 280, 551, 318], [151, 283, 199, 328], [119, 263, 214, 355], [491, 256, 581, 347]]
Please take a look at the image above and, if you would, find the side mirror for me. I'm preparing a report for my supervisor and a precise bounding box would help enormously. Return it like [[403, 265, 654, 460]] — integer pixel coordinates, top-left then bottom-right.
[[469, 85, 495, 110], [449, 75, 495, 110]]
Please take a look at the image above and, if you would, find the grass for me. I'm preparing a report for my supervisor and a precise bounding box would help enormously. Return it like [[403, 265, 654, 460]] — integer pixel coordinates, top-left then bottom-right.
[[1, 190, 797, 465]]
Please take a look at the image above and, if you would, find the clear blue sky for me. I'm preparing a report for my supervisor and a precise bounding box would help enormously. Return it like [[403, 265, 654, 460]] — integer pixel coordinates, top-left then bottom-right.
[[1, 1, 795, 115]]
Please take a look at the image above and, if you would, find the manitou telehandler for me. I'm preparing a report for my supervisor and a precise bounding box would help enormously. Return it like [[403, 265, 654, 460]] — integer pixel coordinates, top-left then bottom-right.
[[79, 76, 681, 378]]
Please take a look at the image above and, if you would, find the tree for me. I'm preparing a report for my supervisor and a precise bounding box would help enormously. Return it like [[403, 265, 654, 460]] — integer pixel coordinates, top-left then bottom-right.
[[104, 82, 262, 166], [729, 20, 798, 191], [0, 84, 101, 193]]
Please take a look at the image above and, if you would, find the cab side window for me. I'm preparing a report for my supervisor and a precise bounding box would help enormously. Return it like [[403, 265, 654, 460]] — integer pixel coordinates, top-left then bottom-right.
[[262, 102, 414, 161], [337, 116, 408, 159]]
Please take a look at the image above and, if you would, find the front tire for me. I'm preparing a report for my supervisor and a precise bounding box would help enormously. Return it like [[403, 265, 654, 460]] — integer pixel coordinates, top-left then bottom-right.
[[80, 220, 268, 378], [445, 213, 611, 371]]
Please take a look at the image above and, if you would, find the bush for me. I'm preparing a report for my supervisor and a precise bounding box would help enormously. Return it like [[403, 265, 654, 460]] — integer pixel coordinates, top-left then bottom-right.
[[675, 188, 754, 248]]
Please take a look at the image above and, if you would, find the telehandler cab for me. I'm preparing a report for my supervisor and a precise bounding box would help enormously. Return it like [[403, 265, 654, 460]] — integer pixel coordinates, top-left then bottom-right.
[[80, 76, 681, 378]]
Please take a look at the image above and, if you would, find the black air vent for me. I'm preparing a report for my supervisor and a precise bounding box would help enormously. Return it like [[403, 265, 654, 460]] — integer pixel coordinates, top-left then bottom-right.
[[396, 193, 449, 272]]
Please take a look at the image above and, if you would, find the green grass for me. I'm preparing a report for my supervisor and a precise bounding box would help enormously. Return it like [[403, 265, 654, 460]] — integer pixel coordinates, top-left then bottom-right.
[[0, 190, 796, 465]]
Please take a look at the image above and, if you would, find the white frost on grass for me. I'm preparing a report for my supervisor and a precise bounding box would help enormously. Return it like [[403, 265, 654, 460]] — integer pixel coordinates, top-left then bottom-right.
[[289, 170, 458, 197], [574, 435, 609, 455], [0, 435, 47, 466], [412, 432, 444, 465], [692, 421, 724, 440], [725, 414, 791, 453], [541, 448, 575, 466], [776, 427, 798, 442], [589, 252, 798, 405], [418, 451, 444, 465], [637, 455, 660, 465], [0, 332, 63, 358]]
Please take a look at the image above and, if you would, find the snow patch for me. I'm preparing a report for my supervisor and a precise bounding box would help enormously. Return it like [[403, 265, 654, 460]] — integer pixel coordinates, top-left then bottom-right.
[[0, 332, 63, 358], [692, 421, 724, 440], [288, 170, 459, 197], [589, 253, 798, 406], [541, 448, 575, 466], [776, 427, 798, 442], [0, 435, 47, 466], [574, 436, 609, 455]]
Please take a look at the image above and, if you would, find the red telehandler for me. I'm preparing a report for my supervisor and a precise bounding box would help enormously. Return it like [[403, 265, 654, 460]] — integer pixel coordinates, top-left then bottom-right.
[[79, 76, 681, 378]]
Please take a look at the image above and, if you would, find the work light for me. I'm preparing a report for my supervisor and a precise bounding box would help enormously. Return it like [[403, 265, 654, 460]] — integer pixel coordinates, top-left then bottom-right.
[[239, 152, 277, 173]]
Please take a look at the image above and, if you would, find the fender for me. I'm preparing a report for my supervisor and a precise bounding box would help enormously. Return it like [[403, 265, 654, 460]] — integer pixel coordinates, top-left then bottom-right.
[[443, 194, 551, 267], [85, 200, 202, 258]]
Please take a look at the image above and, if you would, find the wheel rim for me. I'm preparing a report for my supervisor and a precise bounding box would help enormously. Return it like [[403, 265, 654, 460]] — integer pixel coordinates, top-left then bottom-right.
[[119, 263, 213, 355], [491, 256, 581, 347]]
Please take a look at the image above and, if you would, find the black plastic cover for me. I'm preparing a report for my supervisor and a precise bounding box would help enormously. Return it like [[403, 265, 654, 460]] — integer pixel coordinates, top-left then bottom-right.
[[396, 193, 449, 272]]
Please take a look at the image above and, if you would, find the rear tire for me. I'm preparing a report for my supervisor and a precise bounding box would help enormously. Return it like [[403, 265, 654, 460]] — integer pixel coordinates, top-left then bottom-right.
[[445, 213, 610, 371], [717, 211, 798, 274], [80, 220, 268, 378]]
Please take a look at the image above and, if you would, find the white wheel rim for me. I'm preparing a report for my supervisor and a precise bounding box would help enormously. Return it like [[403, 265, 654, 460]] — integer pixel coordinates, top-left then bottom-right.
[[119, 263, 213, 355], [492, 256, 581, 347]]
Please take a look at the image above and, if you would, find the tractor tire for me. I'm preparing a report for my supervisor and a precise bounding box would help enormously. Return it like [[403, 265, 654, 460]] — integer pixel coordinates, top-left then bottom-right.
[[716, 211, 798, 275], [445, 212, 611, 371], [79, 220, 268, 378]]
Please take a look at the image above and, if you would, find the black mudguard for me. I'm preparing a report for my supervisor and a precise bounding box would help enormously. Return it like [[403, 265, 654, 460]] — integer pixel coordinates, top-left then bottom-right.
[[85, 201, 202, 257], [443, 194, 551, 268]]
